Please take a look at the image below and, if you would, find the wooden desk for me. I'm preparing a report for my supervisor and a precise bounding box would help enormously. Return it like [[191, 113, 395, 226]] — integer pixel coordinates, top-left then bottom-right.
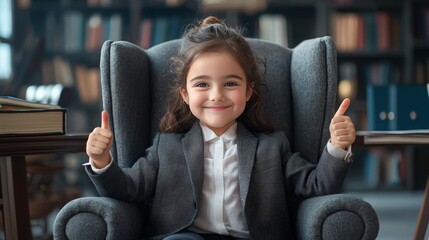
[[356, 132, 429, 240], [0, 134, 87, 240]]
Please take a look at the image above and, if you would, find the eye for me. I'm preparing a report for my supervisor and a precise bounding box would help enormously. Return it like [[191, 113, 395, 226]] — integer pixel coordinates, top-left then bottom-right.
[[225, 82, 239, 87], [195, 82, 209, 88]]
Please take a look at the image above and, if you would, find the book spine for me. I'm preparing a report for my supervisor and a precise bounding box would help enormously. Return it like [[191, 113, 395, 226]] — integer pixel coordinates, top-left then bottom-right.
[[367, 85, 389, 130], [388, 85, 397, 130], [394, 85, 429, 130]]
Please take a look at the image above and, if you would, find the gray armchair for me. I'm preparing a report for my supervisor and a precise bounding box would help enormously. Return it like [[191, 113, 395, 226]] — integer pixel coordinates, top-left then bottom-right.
[[54, 37, 379, 239]]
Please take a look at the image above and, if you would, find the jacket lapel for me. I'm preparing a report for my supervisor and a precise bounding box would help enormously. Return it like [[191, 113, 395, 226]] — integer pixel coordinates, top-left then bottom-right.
[[181, 122, 258, 208], [181, 122, 205, 205], [236, 123, 258, 207]]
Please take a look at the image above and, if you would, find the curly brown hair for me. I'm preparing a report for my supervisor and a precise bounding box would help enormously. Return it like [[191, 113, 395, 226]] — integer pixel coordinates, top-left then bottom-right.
[[159, 16, 273, 134]]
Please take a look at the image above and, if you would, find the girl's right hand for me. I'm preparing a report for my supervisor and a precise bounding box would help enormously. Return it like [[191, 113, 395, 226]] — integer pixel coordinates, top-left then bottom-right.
[[86, 111, 113, 169]]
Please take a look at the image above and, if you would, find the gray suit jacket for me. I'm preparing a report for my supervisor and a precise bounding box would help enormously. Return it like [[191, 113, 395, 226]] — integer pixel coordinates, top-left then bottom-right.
[[87, 122, 350, 239]]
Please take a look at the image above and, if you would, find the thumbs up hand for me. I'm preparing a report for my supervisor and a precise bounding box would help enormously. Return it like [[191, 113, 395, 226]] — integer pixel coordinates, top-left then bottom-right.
[[86, 111, 113, 168], [329, 98, 356, 150]]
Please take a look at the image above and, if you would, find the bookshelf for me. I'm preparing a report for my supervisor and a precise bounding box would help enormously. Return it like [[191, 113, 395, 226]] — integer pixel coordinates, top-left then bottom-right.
[[327, 0, 429, 191], [412, 1, 429, 85], [9, 0, 429, 190]]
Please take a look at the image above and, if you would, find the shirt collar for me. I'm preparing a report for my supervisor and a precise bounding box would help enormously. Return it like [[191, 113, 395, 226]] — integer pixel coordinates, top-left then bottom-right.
[[199, 122, 237, 142]]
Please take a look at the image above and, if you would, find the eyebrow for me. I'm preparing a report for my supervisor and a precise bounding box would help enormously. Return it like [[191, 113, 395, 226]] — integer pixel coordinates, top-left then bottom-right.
[[189, 74, 244, 82]]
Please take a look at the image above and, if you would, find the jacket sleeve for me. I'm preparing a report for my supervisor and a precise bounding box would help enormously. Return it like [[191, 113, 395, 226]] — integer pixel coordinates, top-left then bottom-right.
[[86, 133, 161, 202], [282, 132, 350, 198]]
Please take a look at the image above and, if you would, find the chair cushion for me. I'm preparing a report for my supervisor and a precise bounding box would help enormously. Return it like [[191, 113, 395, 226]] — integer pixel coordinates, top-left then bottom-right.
[[66, 213, 107, 240]]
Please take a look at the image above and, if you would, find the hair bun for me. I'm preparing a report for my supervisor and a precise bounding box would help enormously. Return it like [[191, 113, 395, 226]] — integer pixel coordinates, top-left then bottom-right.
[[200, 16, 223, 26]]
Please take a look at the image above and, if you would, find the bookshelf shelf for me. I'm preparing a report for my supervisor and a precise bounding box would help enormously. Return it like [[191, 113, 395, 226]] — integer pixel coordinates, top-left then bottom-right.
[[337, 51, 404, 61], [267, 2, 316, 10], [30, 4, 131, 12], [329, 3, 403, 12], [44, 51, 100, 59], [43, 51, 101, 67], [141, 3, 197, 11]]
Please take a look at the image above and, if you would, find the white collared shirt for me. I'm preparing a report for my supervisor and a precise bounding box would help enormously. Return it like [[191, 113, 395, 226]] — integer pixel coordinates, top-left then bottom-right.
[[188, 122, 249, 237]]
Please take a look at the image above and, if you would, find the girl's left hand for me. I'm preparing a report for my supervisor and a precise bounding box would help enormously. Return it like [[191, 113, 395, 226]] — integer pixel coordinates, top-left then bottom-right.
[[330, 98, 356, 150]]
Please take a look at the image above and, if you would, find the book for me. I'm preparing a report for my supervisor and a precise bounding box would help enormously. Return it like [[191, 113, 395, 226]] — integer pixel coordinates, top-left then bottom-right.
[[389, 84, 429, 130], [259, 14, 288, 47], [139, 18, 153, 49], [357, 130, 429, 144], [0, 96, 62, 109], [75, 65, 100, 103], [0, 96, 66, 136], [367, 85, 389, 131], [200, 0, 266, 12]]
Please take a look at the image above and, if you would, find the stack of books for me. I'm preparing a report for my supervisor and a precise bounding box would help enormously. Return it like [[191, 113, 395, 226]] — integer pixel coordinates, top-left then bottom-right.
[[0, 96, 67, 136]]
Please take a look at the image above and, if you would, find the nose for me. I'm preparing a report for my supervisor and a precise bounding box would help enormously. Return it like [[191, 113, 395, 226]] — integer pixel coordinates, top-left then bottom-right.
[[209, 87, 224, 101]]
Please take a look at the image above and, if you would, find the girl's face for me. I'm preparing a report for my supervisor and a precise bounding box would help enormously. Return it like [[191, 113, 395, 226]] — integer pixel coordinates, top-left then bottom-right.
[[181, 51, 252, 136]]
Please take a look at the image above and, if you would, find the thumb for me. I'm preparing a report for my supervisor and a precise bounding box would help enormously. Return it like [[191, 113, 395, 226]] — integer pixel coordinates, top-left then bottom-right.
[[101, 110, 110, 130], [334, 98, 351, 117]]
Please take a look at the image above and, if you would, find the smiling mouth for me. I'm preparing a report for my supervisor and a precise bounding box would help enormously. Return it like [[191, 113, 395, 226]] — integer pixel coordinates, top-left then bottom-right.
[[205, 106, 230, 111]]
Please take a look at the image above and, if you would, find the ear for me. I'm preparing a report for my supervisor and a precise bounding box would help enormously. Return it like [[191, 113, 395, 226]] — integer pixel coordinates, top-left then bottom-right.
[[246, 82, 254, 101], [180, 88, 189, 105]]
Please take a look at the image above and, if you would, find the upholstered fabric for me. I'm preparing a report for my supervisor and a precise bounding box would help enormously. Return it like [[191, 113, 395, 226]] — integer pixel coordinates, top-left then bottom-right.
[[54, 197, 144, 239], [296, 194, 379, 240], [53, 37, 379, 239]]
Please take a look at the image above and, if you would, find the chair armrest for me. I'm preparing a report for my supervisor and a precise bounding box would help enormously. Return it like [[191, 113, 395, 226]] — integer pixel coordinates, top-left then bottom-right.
[[296, 194, 379, 240], [53, 197, 145, 240]]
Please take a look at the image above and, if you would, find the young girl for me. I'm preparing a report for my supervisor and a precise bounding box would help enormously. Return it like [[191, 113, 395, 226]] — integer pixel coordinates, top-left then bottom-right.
[[86, 16, 356, 240]]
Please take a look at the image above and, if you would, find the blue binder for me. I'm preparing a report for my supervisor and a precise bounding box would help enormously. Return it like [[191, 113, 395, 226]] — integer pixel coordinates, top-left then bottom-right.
[[367, 84, 429, 130], [367, 85, 390, 130], [390, 84, 429, 130]]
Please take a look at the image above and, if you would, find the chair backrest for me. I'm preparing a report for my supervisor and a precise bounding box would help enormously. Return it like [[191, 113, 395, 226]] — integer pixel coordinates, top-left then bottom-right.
[[100, 37, 337, 168]]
